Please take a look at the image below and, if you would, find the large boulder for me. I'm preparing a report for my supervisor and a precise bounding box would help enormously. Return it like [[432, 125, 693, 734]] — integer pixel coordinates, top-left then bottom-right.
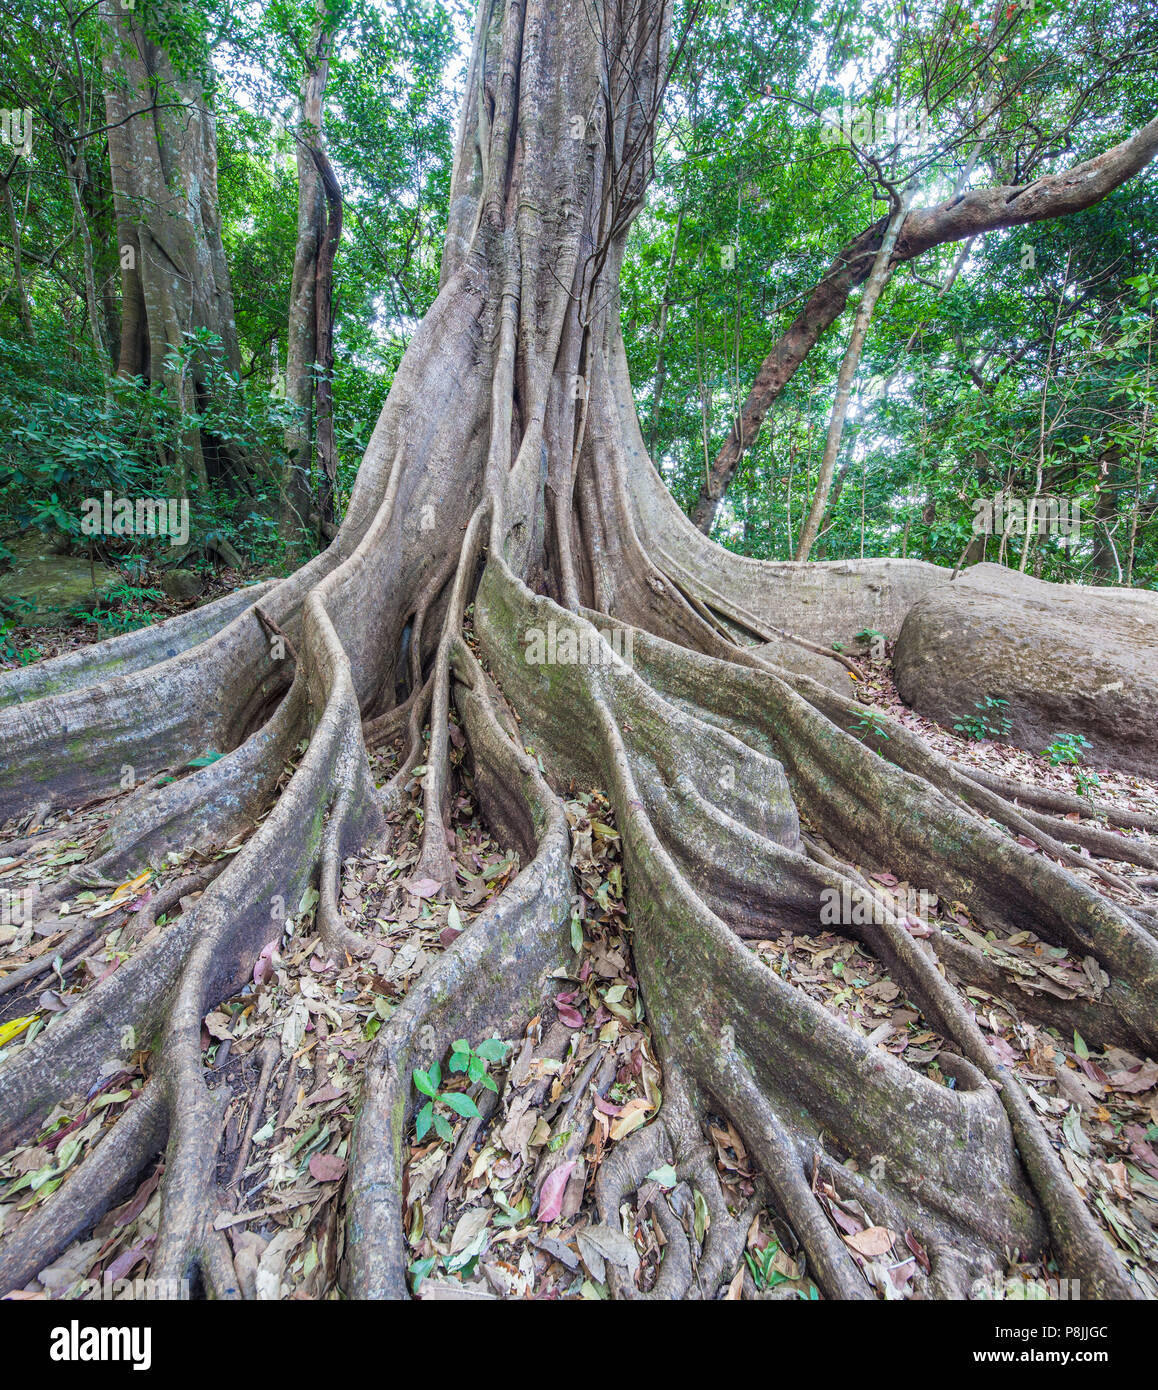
[[893, 562, 1158, 777], [159, 568, 202, 601], [0, 535, 122, 627]]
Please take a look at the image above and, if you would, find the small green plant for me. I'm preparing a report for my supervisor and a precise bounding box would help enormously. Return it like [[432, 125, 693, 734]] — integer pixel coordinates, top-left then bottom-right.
[[1040, 732, 1091, 766], [0, 597, 39, 664], [851, 710, 890, 743], [953, 697, 1011, 741], [412, 1037, 509, 1142], [853, 627, 887, 660], [86, 584, 164, 634], [1040, 732, 1100, 799], [745, 1241, 789, 1292]]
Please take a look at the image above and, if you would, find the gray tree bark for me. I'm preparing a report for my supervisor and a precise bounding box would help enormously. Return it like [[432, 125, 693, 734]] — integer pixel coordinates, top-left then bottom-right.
[[100, 0, 242, 489]]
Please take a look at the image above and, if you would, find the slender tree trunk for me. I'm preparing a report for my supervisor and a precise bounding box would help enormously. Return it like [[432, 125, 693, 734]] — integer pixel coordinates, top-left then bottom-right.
[[647, 205, 682, 460], [1020, 255, 1069, 573], [1126, 302, 1154, 586], [815, 458, 850, 557], [1, 171, 34, 342], [1089, 446, 1123, 579], [62, 148, 108, 373], [795, 188, 914, 561], [311, 146, 342, 538], [281, 1, 338, 548]]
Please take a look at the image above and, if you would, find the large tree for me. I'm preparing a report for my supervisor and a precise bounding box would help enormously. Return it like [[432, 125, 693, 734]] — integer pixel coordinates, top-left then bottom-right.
[[2, 0, 1157, 1302]]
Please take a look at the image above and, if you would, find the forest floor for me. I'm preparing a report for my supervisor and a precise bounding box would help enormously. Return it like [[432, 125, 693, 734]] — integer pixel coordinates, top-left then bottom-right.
[[1, 607, 1156, 1301], [0, 559, 255, 670]]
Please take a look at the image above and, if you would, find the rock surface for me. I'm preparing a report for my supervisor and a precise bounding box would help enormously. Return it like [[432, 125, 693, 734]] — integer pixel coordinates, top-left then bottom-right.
[[893, 562, 1158, 777], [0, 536, 122, 627], [159, 568, 202, 601]]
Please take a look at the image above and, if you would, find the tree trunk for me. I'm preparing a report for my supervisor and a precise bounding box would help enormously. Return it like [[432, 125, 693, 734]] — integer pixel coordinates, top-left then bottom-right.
[[281, 1, 340, 550], [647, 205, 683, 460], [1, 0, 1155, 1306], [794, 188, 913, 561], [1, 171, 35, 342], [100, 0, 243, 485], [62, 147, 109, 373]]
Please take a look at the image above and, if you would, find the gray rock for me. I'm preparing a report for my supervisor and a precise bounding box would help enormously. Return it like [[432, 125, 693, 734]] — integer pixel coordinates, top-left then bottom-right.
[[159, 568, 202, 601], [893, 563, 1158, 777], [0, 535, 121, 627]]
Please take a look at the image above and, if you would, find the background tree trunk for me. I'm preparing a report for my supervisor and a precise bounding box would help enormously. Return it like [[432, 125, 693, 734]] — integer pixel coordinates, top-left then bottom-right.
[[795, 188, 913, 560], [281, 1, 338, 549], [100, 0, 242, 487]]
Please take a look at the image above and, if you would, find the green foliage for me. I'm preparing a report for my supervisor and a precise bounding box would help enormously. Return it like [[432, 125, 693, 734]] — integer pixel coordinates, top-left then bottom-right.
[[1, 0, 457, 568], [0, 597, 40, 665], [620, 0, 1158, 586], [745, 1241, 789, 1292], [2, 0, 1156, 593], [0, 329, 296, 566], [850, 709, 891, 744], [954, 697, 1012, 742], [1041, 733, 1101, 796], [1041, 733, 1093, 767], [85, 586, 166, 635], [412, 1036, 509, 1144]]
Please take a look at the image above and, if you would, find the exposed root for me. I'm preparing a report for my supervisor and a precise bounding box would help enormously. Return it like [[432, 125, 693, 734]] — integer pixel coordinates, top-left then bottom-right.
[[0, 1082, 167, 1295], [345, 638, 573, 1298]]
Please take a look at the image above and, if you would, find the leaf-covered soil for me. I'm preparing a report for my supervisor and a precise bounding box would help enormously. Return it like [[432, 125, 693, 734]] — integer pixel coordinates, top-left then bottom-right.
[[1, 634, 1156, 1300]]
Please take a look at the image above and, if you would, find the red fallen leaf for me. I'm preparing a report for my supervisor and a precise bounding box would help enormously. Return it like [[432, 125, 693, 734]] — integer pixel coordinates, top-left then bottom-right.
[[1125, 1125, 1158, 1169], [305, 1083, 345, 1106], [1108, 1061, 1158, 1093], [555, 990, 578, 1004], [986, 1035, 1018, 1066], [309, 1153, 347, 1183], [904, 1229, 931, 1274], [903, 916, 933, 938], [405, 876, 442, 900], [111, 1166, 163, 1228], [439, 927, 462, 948], [254, 938, 278, 986], [1075, 1056, 1109, 1085], [537, 1161, 576, 1223], [309, 955, 333, 972], [828, 1206, 863, 1236], [1015, 835, 1040, 852], [870, 872, 899, 887], [593, 1094, 623, 1117], [555, 1001, 583, 1028], [104, 1236, 155, 1283]]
